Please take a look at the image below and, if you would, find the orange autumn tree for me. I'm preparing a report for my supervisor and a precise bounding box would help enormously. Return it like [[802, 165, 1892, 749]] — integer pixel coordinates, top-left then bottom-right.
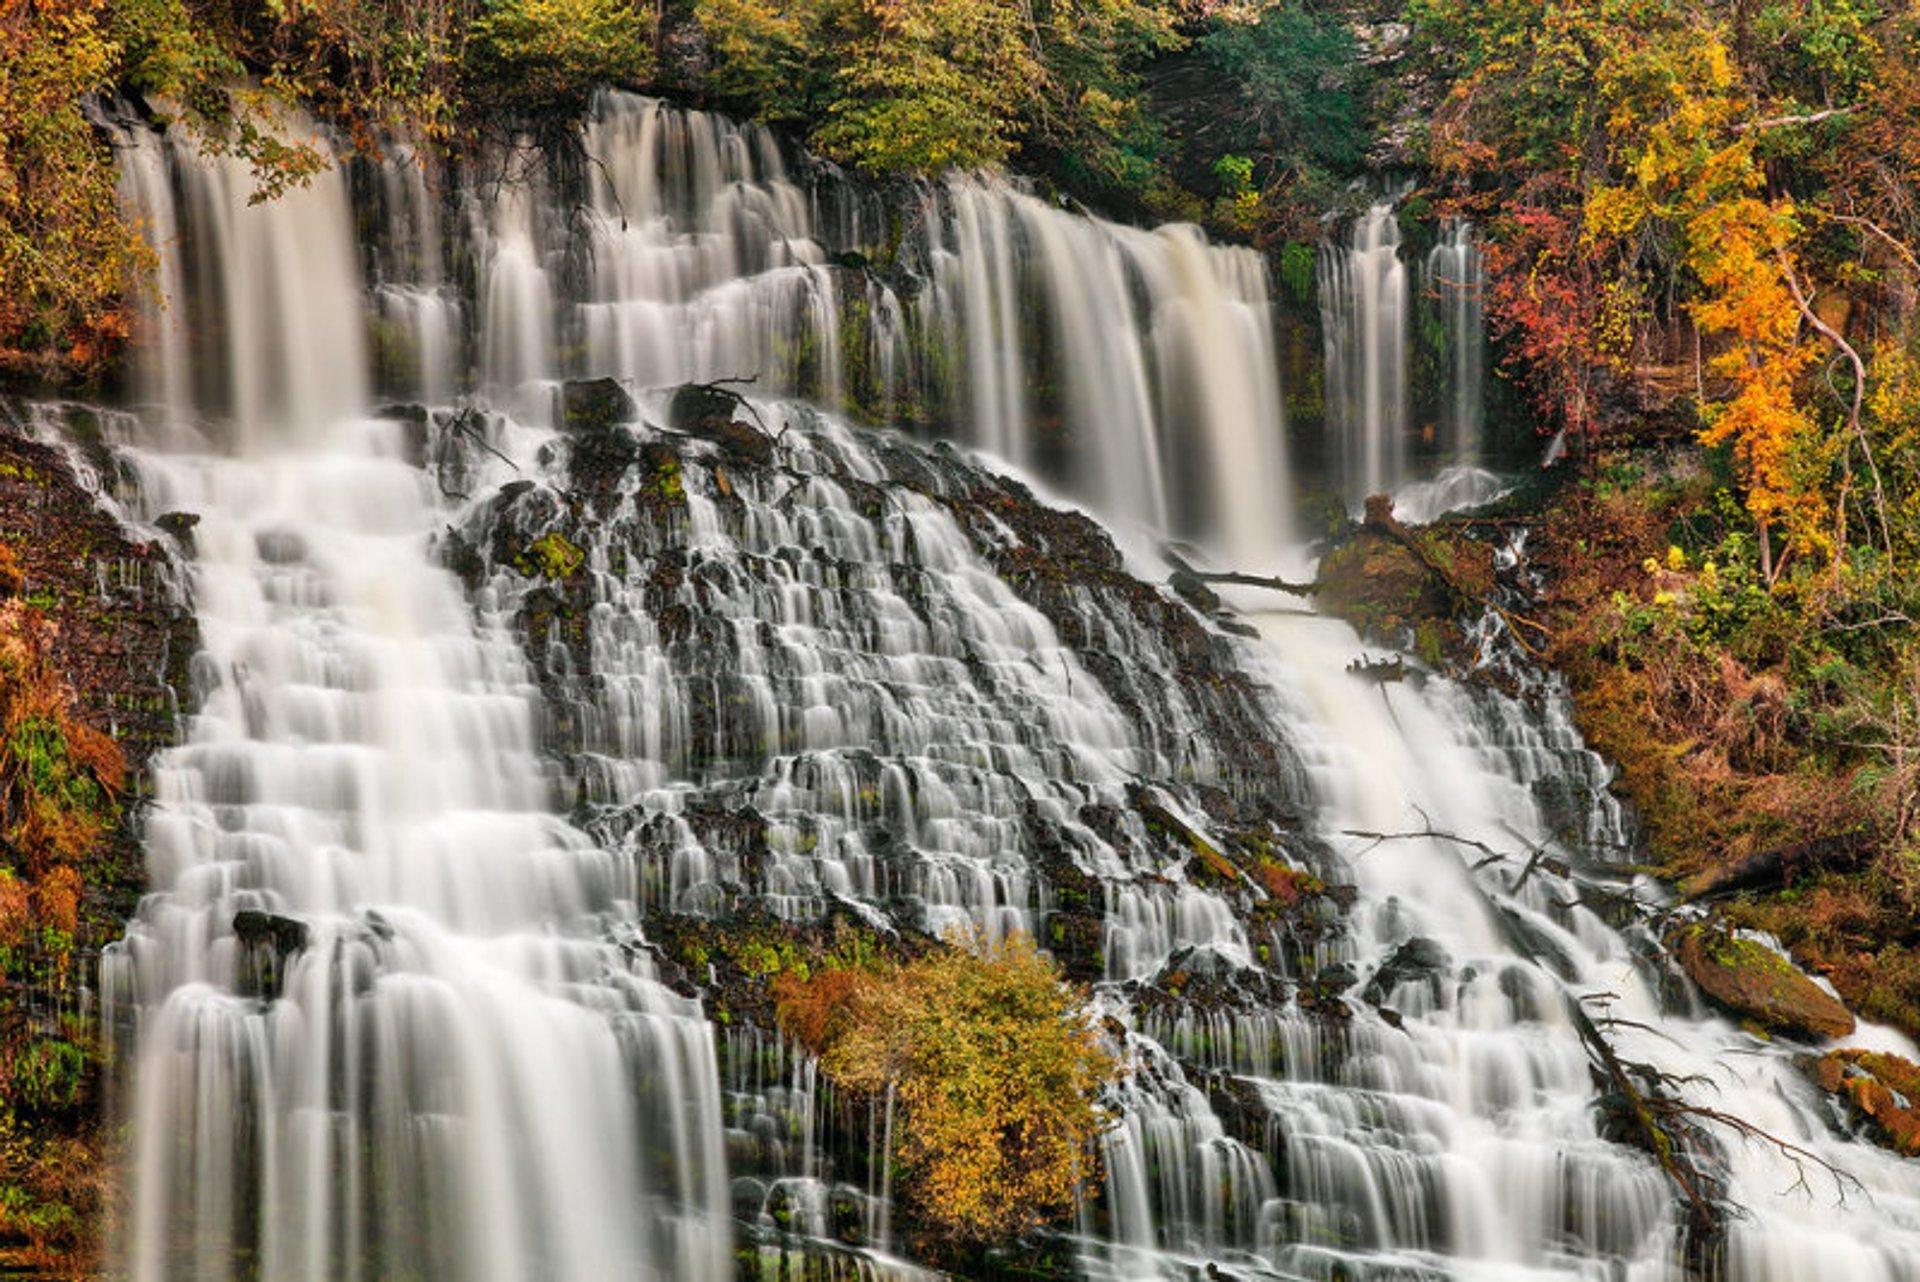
[[1587, 26, 1830, 578], [1689, 196, 1829, 579]]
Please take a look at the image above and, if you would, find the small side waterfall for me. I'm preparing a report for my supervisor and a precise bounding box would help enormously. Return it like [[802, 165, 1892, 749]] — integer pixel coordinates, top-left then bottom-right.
[[917, 185, 1291, 564], [89, 93, 1920, 1282], [1318, 200, 1407, 505], [1427, 217, 1485, 464]]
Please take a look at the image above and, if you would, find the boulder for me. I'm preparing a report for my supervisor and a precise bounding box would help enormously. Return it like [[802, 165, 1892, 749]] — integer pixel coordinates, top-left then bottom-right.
[[156, 511, 200, 550], [1364, 935, 1450, 1007], [667, 381, 775, 464], [1315, 530, 1450, 638], [1673, 924, 1853, 1040], [233, 908, 309, 954], [561, 378, 637, 437]]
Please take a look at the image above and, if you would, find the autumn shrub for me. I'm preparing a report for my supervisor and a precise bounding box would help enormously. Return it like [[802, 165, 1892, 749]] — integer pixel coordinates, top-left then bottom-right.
[[0, 1107, 107, 1275], [0, 601, 124, 979], [774, 930, 1113, 1245], [0, 0, 149, 376]]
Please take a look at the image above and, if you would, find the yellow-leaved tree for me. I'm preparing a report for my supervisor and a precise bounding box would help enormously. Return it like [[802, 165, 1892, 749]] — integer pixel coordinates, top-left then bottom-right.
[[775, 929, 1113, 1245]]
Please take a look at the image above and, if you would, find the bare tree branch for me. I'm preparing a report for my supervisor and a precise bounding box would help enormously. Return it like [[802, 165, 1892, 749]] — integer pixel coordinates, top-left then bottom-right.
[[1733, 107, 1858, 134]]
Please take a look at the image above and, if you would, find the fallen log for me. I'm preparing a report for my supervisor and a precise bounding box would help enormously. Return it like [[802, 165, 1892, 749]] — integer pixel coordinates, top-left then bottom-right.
[[1164, 551, 1317, 603], [1346, 655, 1405, 684], [1681, 830, 1874, 900]]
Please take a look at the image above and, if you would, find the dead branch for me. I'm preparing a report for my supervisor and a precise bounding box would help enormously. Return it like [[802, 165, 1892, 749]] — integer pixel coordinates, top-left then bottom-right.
[[445, 410, 518, 472], [1828, 213, 1920, 279], [1186, 568, 1320, 597], [1163, 548, 1318, 597], [1732, 107, 1858, 134]]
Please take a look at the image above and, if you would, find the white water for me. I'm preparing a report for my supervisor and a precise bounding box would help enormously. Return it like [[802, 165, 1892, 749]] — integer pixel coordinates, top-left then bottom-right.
[[1427, 218, 1486, 465], [919, 178, 1291, 560], [1320, 200, 1408, 506], [106, 124, 728, 1281], [97, 94, 1920, 1282]]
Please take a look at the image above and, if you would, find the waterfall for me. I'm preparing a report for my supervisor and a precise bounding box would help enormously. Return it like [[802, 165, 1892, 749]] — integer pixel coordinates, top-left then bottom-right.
[[917, 178, 1291, 560], [105, 120, 730, 1282], [1319, 200, 1408, 506], [1427, 217, 1485, 465], [93, 93, 1920, 1282]]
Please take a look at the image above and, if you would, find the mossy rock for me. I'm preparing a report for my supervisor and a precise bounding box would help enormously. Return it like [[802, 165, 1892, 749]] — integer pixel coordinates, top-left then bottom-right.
[[1673, 924, 1854, 1040], [513, 531, 585, 579], [1315, 531, 1450, 640], [561, 377, 637, 437], [1814, 1049, 1920, 1155]]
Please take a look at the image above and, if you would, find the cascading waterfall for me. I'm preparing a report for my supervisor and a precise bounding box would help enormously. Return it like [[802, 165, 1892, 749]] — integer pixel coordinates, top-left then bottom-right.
[[90, 92, 1920, 1282], [104, 122, 729, 1281]]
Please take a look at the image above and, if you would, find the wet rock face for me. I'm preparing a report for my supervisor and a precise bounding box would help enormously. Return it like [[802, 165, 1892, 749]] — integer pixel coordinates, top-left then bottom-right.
[[432, 398, 1372, 1261], [0, 404, 198, 901], [443, 398, 1342, 988], [462, 397, 1314, 820], [1673, 925, 1854, 1041]]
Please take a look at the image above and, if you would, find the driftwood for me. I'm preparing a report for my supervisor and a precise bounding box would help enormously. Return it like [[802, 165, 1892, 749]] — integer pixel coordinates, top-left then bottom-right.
[[1346, 655, 1405, 684], [1163, 550, 1317, 609], [1184, 568, 1320, 596], [1682, 830, 1874, 901]]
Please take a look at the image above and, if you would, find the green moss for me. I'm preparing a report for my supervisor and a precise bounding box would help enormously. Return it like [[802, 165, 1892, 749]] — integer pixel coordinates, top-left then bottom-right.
[[1701, 933, 1801, 1002], [7, 717, 108, 820], [513, 532, 585, 579], [654, 455, 685, 503]]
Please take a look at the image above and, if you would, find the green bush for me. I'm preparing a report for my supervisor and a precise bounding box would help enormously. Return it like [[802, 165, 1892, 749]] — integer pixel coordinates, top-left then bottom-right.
[[9, 1041, 86, 1117], [464, 0, 654, 117]]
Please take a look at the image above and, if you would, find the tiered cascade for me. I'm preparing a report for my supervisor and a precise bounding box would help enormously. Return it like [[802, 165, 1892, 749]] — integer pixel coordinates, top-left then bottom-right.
[[82, 96, 1920, 1282]]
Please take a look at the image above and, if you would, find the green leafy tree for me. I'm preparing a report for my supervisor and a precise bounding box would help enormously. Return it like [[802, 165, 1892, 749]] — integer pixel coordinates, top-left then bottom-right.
[[693, 0, 1185, 176], [1202, 1, 1360, 174], [464, 0, 653, 117]]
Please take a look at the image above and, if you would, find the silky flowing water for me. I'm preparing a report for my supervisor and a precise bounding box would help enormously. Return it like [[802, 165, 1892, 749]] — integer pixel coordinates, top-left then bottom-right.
[[83, 95, 1920, 1280]]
